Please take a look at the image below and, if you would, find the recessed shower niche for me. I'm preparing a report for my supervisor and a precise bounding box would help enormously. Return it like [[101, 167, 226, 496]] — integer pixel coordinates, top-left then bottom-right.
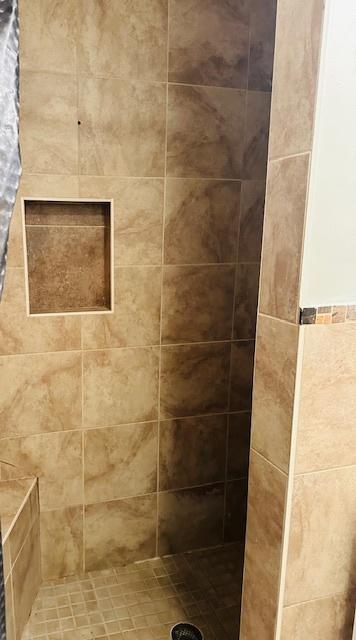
[[22, 198, 113, 315]]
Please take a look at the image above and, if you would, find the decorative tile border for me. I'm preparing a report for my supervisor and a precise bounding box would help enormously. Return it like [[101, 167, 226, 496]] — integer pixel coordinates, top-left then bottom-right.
[[300, 305, 356, 325]]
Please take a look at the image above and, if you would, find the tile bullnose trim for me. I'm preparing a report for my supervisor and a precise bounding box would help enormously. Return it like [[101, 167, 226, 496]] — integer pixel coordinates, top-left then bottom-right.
[[299, 305, 356, 325]]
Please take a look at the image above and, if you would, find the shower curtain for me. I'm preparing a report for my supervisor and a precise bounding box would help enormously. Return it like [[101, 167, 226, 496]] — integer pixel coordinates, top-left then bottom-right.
[[0, 0, 21, 300]]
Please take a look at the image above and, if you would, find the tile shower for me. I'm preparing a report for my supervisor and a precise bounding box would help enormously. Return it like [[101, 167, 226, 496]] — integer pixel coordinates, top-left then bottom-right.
[[0, 0, 277, 638]]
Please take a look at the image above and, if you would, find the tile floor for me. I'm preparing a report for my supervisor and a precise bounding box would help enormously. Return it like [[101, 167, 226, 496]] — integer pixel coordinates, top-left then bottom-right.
[[24, 544, 244, 640]]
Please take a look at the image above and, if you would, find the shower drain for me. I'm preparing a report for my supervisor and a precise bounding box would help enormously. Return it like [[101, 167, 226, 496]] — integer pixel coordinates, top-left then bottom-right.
[[170, 622, 204, 640]]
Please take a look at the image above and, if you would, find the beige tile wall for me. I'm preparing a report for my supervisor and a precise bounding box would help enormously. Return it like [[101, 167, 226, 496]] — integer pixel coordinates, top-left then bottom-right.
[[1, 0, 274, 578]]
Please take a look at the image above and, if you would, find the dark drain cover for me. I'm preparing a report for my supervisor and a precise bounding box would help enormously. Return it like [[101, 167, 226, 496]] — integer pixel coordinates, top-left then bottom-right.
[[171, 622, 203, 640]]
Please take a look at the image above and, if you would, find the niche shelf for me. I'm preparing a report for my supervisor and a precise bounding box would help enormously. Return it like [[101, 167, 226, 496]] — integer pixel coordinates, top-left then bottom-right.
[[22, 198, 114, 316]]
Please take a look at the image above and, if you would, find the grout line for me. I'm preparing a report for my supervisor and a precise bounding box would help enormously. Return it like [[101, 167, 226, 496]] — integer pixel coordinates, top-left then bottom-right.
[[251, 447, 288, 478], [269, 149, 312, 164]]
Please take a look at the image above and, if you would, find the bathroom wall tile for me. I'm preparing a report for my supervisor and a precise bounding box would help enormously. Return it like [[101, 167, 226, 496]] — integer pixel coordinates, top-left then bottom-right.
[[0, 432, 83, 510], [285, 466, 356, 604], [26, 226, 110, 313], [164, 179, 240, 265], [160, 343, 230, 418], [159, 415, 227, 491], [224, 479, 248, 543], [2, 539, 11, 583], [243, 91, 271, 180], [227, 412, 251, 480], [281, 591, 356, 640], [5, 577, 15, 640], [167, 84, 245, 178], [78, 77, 166, 177], [240, 451, 287, 640], [248, 0, 277, 91], [162, 265, 235, 343], [25, 200, 109, 226], [79, 177, 164, 266], [77, 0, 168, 82], [259, 154, 310, 323], [40, 507, 83, 579], [85, 495, 157, 571], [12, 521, 41, 638], [158, 483, 224, 554], [296, 324, 356, 473], [20, 0, 78, 75], [20, 71, 78, 175], [233, 263, 260, 340], [0, 352, 82, 439], [229, 340, 255, 411], [168, 0, 249, 88], [238, 180, 265, 263], [7, 485, 38, 567], [0, 269, 81, 355], [269, 0, 324, 158], [83, 347, 159, 427], [84, 422, 157, 504], [252, 315, 299, 472], [82, 267, 161, 349]]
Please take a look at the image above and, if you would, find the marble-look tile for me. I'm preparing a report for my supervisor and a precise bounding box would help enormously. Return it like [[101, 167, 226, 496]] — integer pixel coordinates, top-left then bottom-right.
[[25, 200, 109, 226], [83, 347, 159, 427], [5, 577, 15, 640], [158, 483, 224, 554], [78, 77, 166, 177], [162, 265, 235, 343], [269, 0, 324, 158], [159, 415, 227, 490], [164, 179, 240, 265], [248, 0, 277, 91], [77, 0, 168, 82], [6, 484, 39, 567], [285, 466, 356, 604], [160, 343, 230, 418], [240, 451, 286, 640], [224, 479, 248, 543], [243, 91, 271, 180], [167, 84, 245, 178], [85, 495, 157, 570], [238, 180, 265, 263], [259, 154, 310, 323], [20, 0, 78, 74], [2, 539, 11, 583], [281, 591, 356, 640], [84, 422, 157, 504], [20, 71, 77, 175], [229, 340, 255, 411], [40, 507, 83, 579], [79, 177, 164, 266], [252, 315, 299, 472], [227, 412, 251, 479], [26, 226, 110, 313], [12, 521, 41, 638], [82, 267, 161, 349], [0, 269, 81, 355], [234, 263, 260, 340], [0, 432, 82, 510], [296, 324, 356, 473], [168, 0, 249, 88], [0, 352, 82, 438]]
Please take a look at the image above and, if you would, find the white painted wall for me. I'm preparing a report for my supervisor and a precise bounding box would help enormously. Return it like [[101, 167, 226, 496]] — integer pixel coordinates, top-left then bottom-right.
[[300, 0, 356, 307]]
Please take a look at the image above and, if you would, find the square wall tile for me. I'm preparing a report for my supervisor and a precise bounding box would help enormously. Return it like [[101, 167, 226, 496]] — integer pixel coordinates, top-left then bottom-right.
[[159, 415, 227, 490], [0, 352, 82, 439], [12, 521, 41, 637], [84, 422, 157, 504], [248, 0, 277, 91], [20, 71, 77, 174], [168, 0, 249, 88], [243, 91, 271, 180], [162, 265, 235, 343], [238, 180, 265, 263], [281, 592, 356, 640], [164, 179, 240, 265], [160, 343, 230, 418], [227, 412, 251, 480], [77, 0, 168, 82], [85, 495, 157, 571], [224, 479, 248, 543], [79, 177, 164, 266], [82, 266, 161, 349], [40, 507, 83, 579], [158, 483, 224, 554], [229, 341, 255, 411], [233, 263, 260, 340], [167, 84, 245, 178], [78, 77, 166, 177], [83, 347, 159, 427]]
